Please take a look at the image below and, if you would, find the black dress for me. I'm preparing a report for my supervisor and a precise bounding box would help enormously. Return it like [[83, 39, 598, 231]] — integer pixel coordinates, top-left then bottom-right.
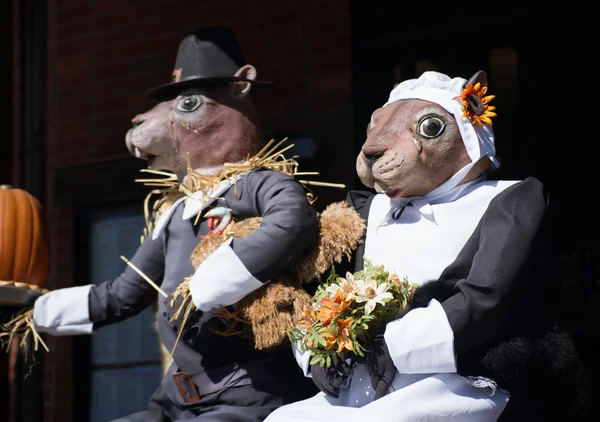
[[346, 177, 593, 421]]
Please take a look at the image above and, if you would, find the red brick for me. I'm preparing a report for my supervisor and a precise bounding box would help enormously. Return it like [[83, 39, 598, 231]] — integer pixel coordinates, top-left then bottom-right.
[[57, 51, 94, 74], [56, 4, 92, 24], [57, 17, 93, 42], [94, 0, 152, 15], [57, 1, 90, 12], [127, 91, 155, 111]]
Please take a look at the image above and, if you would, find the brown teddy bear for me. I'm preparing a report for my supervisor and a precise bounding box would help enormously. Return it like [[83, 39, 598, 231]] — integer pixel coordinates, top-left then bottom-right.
[[168, 198, 365, 352]]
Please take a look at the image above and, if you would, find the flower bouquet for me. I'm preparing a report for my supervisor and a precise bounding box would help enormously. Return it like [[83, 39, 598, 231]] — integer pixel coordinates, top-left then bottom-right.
[[288, 260, 417, 368]]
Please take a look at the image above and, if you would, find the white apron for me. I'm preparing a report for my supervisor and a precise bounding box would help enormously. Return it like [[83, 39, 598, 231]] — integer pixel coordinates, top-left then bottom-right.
[[265, 178, 518, 422]]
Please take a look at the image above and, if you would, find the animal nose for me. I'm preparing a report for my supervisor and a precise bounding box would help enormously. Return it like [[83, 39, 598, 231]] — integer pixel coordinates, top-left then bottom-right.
[[131, 118, 144, 128], [363, 151, 383, 165]]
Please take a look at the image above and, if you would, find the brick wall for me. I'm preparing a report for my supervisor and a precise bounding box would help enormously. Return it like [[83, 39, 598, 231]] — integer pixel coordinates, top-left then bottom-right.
[[44, 1, 353, 421], [0, 1, 13, 185]]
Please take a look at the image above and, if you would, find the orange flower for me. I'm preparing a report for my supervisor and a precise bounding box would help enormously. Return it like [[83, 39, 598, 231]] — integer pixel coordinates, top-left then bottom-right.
[[298, 308, 318, 332], [459, 82, 497, 126], [406, 283, 416, 299], [319, 288, 353, 326], [324, 318, 354, 353]]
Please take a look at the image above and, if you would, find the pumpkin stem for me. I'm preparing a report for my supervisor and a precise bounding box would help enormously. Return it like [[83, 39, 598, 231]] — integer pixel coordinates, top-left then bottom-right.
[[0, 185, 12, 189]]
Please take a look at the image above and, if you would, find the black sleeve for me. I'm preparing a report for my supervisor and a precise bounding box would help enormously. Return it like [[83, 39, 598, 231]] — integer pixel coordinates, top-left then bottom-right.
[[345, 189, 375, 272], [88, 233, 165, 328], [346, 189, 376, 217], [230, 170, 319, 282], [441, 177, 551, 354]]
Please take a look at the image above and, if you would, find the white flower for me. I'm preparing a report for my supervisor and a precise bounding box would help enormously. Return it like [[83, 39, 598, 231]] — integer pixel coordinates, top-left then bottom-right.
[[325, 272, 360, 299], [351, 277, 394, 315]]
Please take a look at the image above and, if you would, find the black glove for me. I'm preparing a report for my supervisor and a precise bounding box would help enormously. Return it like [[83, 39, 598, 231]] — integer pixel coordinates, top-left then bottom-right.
[[362, 335, 396, 400], [163, 293, 203, 332], [310, 358, 353, 399]]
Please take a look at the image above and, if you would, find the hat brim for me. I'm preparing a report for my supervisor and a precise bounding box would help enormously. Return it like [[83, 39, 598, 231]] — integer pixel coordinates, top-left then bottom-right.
[[146, 76, 274, 100]]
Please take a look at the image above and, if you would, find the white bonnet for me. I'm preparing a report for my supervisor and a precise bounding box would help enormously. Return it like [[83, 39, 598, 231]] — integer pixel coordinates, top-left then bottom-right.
[[384, 71, 499, 169]]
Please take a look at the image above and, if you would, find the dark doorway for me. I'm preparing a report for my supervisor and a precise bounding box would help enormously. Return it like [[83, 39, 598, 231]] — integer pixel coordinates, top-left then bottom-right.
[[73, 203, 164, 422]]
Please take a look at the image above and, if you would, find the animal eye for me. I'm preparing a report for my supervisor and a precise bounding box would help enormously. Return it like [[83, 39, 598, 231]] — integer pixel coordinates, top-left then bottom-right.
[[418, 116, 445, 138], [176, 95, 203, 112]]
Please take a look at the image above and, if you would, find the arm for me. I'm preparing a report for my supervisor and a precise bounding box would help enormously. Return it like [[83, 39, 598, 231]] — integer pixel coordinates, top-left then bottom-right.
[[443, 177, 550, 353], [34, 232, 165, 335], [189, 170, 319, 311], [384, 178, 550, 373]]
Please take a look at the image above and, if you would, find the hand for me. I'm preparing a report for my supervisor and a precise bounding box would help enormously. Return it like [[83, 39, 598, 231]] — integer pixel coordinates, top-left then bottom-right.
[[163, 293, 203, 332], [363, 335, 396, 400], [310, 359, 353, 399]]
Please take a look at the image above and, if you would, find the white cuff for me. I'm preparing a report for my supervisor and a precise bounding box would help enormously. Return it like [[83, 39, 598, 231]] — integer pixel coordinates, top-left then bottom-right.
[[292, 341, 312, 377], [384, 298, 456, 374], [189, 238, 265, 312], [33, 285, 94, 335]]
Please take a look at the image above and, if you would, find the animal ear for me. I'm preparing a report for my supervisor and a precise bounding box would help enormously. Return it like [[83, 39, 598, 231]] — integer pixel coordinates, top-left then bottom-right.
[[232, 64, 257, 97], [466, 70, 488, 88]]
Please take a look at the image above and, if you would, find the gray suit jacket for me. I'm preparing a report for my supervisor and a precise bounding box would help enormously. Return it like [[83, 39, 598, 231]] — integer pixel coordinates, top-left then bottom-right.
[[87, 169, 319, 410]]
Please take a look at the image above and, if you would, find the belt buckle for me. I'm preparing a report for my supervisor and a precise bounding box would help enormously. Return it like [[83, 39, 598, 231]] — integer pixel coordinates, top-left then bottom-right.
[[173, 371, 201, 403]]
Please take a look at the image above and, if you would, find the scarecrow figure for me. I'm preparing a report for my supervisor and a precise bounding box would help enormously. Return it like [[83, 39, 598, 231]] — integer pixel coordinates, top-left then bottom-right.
[[264, 71, 591, 422], [17, 26, 364, 422]]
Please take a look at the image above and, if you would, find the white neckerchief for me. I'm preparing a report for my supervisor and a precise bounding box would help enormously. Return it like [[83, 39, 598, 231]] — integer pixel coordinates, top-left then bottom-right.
[[151, 172, 248, 239]]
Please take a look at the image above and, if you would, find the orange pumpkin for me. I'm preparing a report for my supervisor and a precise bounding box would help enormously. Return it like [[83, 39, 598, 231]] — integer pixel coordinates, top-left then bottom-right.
[[0, 185, 49, 288]]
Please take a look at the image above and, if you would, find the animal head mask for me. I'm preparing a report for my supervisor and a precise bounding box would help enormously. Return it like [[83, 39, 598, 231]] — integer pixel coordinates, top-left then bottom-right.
[[124, 27, 270, 179], [357, 70, 498, 198]]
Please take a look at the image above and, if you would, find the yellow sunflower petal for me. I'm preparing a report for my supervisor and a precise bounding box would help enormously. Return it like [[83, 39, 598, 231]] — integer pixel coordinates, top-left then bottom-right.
[[482, 95, 495, 103], [473, 82, 481, 92], [481, 115, 493, 125], [480, 86, 488, 95], [486, 111, 497, 118]]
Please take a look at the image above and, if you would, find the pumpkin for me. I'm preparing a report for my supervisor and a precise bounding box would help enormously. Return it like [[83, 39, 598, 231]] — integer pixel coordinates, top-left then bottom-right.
[[0, 185, 49, 288]]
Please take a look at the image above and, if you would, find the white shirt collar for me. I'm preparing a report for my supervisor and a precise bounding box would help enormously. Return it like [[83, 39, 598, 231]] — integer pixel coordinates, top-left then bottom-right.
[[151, 172, 248, 239], [181, 177, 238, 221], [382, 175, 488, 226]]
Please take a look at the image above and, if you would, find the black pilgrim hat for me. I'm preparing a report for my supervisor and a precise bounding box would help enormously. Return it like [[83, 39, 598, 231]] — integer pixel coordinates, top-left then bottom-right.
[[146, 26, 272, 100]]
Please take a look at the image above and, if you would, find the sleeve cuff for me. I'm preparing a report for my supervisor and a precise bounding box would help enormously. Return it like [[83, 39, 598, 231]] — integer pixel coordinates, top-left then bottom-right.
[[292, 341, 312, 377], [189, 238, 266, 312], [384, 298, 456, 374], [33, 285, 94, 335]]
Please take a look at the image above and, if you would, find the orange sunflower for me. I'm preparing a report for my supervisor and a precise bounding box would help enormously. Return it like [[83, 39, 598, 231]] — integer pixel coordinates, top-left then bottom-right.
[[324, 317, 354, 353], [458, 82, 497, 126]]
